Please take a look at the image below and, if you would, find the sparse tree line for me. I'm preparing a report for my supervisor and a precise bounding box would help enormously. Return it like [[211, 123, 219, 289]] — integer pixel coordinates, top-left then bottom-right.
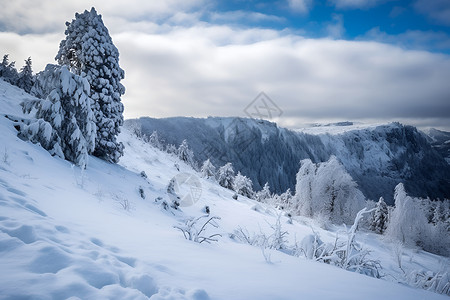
[[1, 8, 124, 168], [142, 129, 449, 258]]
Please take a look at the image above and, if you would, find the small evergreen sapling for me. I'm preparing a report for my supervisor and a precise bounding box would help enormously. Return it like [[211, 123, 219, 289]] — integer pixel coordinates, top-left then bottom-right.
[[200, 159, 216, 179], [370, 197, 389, 234], [217, 162, 235, 190]]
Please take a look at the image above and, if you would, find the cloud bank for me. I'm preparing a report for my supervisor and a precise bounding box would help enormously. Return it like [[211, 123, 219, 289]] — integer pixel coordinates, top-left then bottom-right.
[[0, 0, 449, 131]]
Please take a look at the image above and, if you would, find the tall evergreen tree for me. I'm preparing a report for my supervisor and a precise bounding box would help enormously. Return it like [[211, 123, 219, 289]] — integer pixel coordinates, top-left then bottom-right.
[[17, 57, 34, 93], [55, 7, 125, 163]]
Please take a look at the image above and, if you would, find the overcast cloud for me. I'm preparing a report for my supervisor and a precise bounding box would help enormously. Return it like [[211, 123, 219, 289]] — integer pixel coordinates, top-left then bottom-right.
[[1, 0, 449, 131]]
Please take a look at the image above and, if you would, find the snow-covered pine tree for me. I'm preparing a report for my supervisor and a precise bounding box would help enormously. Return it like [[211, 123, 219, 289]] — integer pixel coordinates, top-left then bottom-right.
[[177, 139, 193, 163], [255, 182, 272, 203], [217, 162, 235, 190], [17, 57, 34, 93], [200, 159, 216, 179], [0, 54, 19, 85], [55, 7, 125, 163], [22, 64, 96, 168], [147, 130, 163, 150], [233, 172, 254, 199], [370, 197, 388, 234]]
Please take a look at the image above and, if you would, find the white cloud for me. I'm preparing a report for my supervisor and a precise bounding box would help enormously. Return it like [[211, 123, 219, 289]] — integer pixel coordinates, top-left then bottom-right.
[[364, 27, 450, 51], [0, 0, 206, 33], [414, 0, 450, 26], [330, 0, 386, 9], [0, 1, 449, 131], [326, 14, 345, 38], [287, 0, 312, 14], [209, 11, 285, 25]]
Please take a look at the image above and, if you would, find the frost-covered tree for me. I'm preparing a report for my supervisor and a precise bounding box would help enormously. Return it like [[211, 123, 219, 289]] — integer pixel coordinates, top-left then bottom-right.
[[255, 182, 272, 203], [21, 64, 96, 168], [385, 183, 428, 247], [55, 7, 125, 163], [233, 172, 254, 199], [275, 188, 293, 210], [217, 162, 235, 190], [293, 156, 366, 225], [17, 57, 34, 93], [200, 159, 216, 179], [177, 139, 195, 166], [293, 159, 316, 216], [370, 197, 388, 234], [147, 130, 163, 150]]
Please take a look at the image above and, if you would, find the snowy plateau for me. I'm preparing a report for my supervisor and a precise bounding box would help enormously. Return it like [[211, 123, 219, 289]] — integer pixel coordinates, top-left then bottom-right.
[[0, 78, 449, 300]]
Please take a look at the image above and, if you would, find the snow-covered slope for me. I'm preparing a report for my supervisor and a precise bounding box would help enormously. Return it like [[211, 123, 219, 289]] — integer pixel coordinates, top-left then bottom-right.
[[127, 117, 450, 204], [0, 79, 449, 299]]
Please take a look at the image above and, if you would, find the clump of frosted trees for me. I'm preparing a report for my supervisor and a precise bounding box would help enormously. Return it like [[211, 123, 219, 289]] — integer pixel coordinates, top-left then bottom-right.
[[0, 55, 34, 92], [288, 156, 449, 257], [13, 8, 125, 168], [291, 156, 366, 225]]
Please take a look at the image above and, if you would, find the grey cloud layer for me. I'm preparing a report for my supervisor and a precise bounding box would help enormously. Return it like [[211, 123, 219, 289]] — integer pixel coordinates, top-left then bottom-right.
[[1, 0, 449, 130]]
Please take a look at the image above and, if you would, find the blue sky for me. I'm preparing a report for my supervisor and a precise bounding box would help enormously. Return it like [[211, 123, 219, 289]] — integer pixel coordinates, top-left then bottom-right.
[[206, 0, 450, 53], [1, 0, 450, 130]]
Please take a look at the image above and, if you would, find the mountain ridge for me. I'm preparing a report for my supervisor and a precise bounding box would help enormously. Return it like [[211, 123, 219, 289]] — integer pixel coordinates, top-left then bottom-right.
[[126, 116, 450, 204]]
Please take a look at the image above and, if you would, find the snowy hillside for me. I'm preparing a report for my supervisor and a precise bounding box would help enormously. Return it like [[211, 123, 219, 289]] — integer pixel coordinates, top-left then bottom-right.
[[1, 79, 449, 299], [127, 117, 450, 204]]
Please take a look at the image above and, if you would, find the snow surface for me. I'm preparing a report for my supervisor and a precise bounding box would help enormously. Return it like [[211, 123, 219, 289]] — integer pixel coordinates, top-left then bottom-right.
[[0, 79, 449, 299]]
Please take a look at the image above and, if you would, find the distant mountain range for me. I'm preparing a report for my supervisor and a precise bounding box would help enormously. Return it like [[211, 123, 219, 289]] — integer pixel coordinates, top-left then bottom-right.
[[126, 117, 450, 204]]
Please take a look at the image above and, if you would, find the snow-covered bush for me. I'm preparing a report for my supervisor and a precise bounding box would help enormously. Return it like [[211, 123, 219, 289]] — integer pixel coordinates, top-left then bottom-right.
[[274, 188, 293, 210], [232, 215, 288, 250], [233, 172, 254, 199], [292, 156, 366, 225], [255, 182, 272, 203], [200, 158, 216, 179], [174, 215, 221, 244], [56, 7, 125, 163], [297, 208, 381, 278], [21, 64, 96, 168], [217, 162, 235, 190], [407, 270, 450, 295]]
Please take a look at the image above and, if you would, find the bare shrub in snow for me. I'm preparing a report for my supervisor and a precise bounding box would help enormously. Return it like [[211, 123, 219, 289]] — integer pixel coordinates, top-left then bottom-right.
[[232, 214, 288, 250], [298, 208, 381, 278], [407, 270, 450, 295], [113, 194, 132, 211], [174, 215, 221, 244]]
